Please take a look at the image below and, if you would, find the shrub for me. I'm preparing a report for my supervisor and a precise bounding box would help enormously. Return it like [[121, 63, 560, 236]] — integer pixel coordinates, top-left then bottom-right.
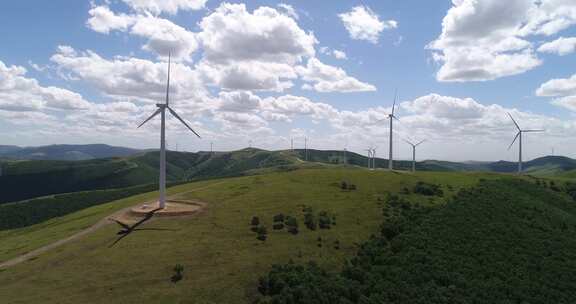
[[340, 181, 348, 190], [348, 184, 357, 191], [273, 223, 284, 230], [257, 226, 268, 241], [318, 211, 332, 229], [413, 181, 443, 196], [251, 216, 260, 226], [285, 216, 298, 227], [304, 213, 317, 230], [273, 214, 285, 223], [285, 216, 299, 235], [171, 264, 184, 283], [287, 226, 299, 235]]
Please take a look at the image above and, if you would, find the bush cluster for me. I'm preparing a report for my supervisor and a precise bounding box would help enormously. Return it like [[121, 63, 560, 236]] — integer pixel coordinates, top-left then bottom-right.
[[340, 181, 357, 191], [303, 207, 335, 231], [413, 181, 443, 196]]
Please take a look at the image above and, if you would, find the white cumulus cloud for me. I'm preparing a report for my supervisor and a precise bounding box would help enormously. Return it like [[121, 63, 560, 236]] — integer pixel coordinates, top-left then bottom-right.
[[121, 0, 208, 15], [339, 6, 397, 44], [538, 37, 576, 55], [429, 0, 576, 82], [297, 58, 376, 93]]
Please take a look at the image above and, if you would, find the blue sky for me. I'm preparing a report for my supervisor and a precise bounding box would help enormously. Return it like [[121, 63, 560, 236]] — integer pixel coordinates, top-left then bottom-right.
[[1, 0, 576, 161]]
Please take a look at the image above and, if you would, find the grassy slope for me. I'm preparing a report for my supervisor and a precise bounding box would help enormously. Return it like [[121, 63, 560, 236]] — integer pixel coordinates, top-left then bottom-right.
[[0, 168, 490, 304]]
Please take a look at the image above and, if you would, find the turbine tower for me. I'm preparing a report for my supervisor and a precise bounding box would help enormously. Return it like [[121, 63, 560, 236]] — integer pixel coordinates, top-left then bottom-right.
[[137, 53, 201, 209], [372, 147, 377, 169], [404, 139, 425, 172], [388, 90, 399, 170], [507, 113, 544, 174]]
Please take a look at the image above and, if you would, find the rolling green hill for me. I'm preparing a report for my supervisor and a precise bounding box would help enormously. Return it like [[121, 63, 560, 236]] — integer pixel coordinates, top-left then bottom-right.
[[0, 148, 298, 204], [2, 147, 575, 205], [1, 168, 574, 303], [0, 144, 142, 161], [0, 168, 489, 304]]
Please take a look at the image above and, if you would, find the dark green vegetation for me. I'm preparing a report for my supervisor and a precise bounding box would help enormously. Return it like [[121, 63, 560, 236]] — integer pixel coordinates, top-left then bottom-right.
[[0, 183, 168, 230], [0, 144, 141, 160], [257, 179, 576, 303]]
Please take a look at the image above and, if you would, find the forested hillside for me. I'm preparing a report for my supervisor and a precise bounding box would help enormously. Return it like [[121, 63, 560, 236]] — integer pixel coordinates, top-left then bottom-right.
[[257, 179, 576, 303]]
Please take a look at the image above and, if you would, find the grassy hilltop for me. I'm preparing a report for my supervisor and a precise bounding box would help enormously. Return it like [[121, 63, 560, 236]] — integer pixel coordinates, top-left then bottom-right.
[[0, 168, 488, 304]]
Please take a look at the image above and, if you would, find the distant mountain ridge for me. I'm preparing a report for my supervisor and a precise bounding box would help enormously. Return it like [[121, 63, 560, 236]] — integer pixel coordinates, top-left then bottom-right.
[[1, 145, 575, 205], [0, 144, 142, 160]]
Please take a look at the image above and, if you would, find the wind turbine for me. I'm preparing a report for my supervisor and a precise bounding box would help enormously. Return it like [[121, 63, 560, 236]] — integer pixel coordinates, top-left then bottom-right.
[[137, 53, 201, 209], [507, 113, 544, 174], [404, 139, 425, 172], [388, 90, 400, 170], [365, 148, 373, 169]]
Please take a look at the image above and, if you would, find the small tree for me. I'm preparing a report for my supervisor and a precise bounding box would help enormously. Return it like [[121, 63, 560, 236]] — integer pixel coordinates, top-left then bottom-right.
[[304, 213, 317, 230], [340, 181, 348, 190], [257, 226, 268, 241], [251, 216, 260, 226], [273, 214, 285, 222], [318, 211, 331, 229], [171, 264, 184, 283], [285, 216, 299, 235]]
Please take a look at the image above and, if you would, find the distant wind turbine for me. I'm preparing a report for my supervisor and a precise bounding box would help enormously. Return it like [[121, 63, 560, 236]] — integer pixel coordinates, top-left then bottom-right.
[[388, 90, 400, 170], [137, 53, 201, 209], [404, 139, 425, 172], [365, 148, 373, 169], [507, 113, 544, 174]]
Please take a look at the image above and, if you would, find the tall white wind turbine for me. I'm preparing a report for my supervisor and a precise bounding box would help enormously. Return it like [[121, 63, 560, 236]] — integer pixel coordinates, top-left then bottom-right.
[[137, 53, 201, 209], [404, 139, 425, 172], [507, 113, 544, 174], [388, 90, 400, 170]]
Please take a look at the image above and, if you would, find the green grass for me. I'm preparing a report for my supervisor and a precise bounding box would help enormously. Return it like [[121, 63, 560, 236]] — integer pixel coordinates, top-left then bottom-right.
[[0, 168, 497, 304], [0, 179, 217, 264]]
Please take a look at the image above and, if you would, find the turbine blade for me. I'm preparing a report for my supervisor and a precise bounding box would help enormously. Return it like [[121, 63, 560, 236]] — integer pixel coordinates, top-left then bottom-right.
[[168, 107, 201, 138], [165, 52, 171, 106], [403, 139, 414, 146], [523, 129, 545, 132], [392, 114, 400, 121], [137, 109, 161, 128], [416, 139, 426, 146], [392, 89, 398, 115], [507, 132, 520, 150], [507, 112, 520, 130]]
